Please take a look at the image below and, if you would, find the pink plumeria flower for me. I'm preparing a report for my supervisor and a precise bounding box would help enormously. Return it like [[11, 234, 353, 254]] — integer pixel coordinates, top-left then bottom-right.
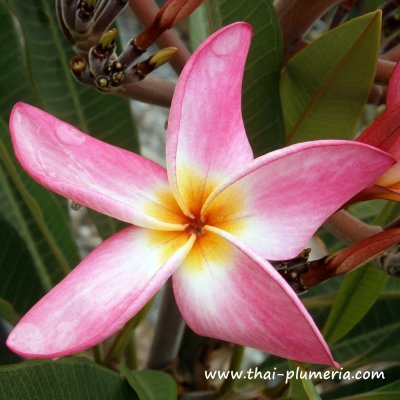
[[7, 23, 395, 367]]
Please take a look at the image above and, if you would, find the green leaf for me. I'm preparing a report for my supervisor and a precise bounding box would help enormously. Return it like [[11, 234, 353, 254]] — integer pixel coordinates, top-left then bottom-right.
[[87, 210, 128, 240], [4, 0, 139, 241], [0, 358, 137, 399], [322, 202, 399, 345], [0, 2, 81, 289], [206, 0, 285, 155], [6, 0, 139, 152], [373, 202, 400, 227], [0, 300, 20, 326], [0, 214, 44, 317], [0, 116, 79, 289], [322, 364, 400, 399], [0, 1, 39, 115], [117, 365, 177, 400], [188, 3, 209, 51], [331, 293, 400, 366], [347, 200, 386, 224], [287, 362, 321, 400], [281, 11, 381, 143], [335, 380, 400, 400], [323, 265, 389, 344]]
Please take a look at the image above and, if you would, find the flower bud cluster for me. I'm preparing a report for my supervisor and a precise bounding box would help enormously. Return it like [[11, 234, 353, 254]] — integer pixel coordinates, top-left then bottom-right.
[[57, 0, 199, 91]]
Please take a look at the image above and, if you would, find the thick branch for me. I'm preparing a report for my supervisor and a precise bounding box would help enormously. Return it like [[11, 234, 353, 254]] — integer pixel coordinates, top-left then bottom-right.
[[146, 280, 186, 369], [129, 0, 191, 74], [116, 76, 175, 106], [368, 84, 386, 105], [324, 209, 382, 245], [376, 59, 396, 84], [383, 42, 400, 61]]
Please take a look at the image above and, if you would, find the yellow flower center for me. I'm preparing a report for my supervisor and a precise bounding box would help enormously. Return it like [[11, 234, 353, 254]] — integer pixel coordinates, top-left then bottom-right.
[[144, 174, 250, 273]]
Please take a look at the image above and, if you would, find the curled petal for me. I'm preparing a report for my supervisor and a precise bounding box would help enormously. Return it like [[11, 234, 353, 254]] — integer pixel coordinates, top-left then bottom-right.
[[349, 184, 400, 203], [173, 228, 338, 367], [356, 104, 400, 189], [202, 141, 394, 260], [7, 227, 195, 358], [10, 103, 185, 230], [166, 23, 254, 216], [356, 105, 400, 158], [328, 228, 400, 275], [386, 60, 400, 111]]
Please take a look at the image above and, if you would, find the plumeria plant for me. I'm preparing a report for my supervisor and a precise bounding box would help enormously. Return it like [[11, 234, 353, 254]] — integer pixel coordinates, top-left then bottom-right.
[[1, 1, 400, 399]]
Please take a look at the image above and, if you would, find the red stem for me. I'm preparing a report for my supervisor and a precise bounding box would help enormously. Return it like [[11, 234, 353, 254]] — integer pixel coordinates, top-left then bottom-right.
[[129, 0, 191, 74]]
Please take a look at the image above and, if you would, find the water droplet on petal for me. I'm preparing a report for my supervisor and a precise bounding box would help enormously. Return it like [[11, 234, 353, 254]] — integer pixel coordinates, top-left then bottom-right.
[[55, 122, 86, 146]]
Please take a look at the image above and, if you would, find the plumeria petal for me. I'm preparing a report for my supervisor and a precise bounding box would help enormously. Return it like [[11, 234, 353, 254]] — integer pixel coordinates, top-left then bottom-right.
[[356, 104, 400, 189], [166, 23, 254, 216], [202, 141, 394, 260], [349, 184, 400, 203], [6, 227, 195, 358], [386, 60, 400, 111], [173, 228, 338, 367], [356, 105, 400, 158], [10, 103, 186, 230]]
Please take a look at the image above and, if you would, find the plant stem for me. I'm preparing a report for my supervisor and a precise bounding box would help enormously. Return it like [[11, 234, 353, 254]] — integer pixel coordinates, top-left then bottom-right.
[[125, 338, 137, 369], [368, 84, 386, 106], [323, 209, 382, 245], [103, 317, 137, 366], [146, 279, 185, 369], [383, 42, 400, 61], [375, 59, 396, 84], [219, 345, 245, 396], [92, 344, 102, 363], [103, 299, 153, 366], [116, 76, 174, 106]]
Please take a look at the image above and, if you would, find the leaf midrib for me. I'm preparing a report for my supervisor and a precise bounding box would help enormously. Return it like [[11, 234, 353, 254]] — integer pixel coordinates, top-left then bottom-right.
[[286, 13, 379, 143]]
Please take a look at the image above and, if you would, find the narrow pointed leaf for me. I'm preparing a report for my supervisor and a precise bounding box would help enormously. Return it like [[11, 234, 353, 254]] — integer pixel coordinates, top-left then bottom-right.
[[0, 2, 80, 286], [282, 11, 381, 143], [322, 365, 400, 399], [0, 116, 79, 288], [206, 0, 285, 155], [330, 290, 400, 366], [4, 0, 140, 240], [287, 362, 321, 400], [323, 204, 399, 345], [0, 214, 44, 317], [323, 265, 388, 344]]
